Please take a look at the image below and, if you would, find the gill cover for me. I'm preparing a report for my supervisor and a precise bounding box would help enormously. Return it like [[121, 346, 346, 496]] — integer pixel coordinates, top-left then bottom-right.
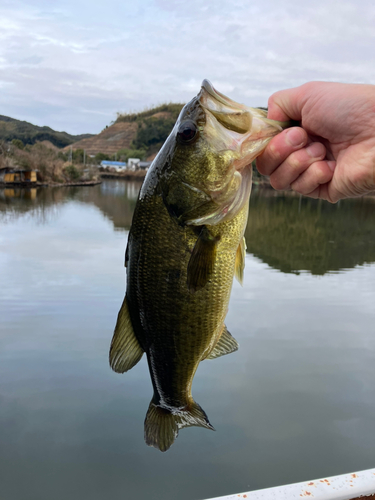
[[182, 80, 290, 226]]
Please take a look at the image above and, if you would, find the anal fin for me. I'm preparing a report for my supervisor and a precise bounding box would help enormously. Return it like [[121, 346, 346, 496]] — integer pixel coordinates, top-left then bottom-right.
[[109, 296, 143, 373], [234, 237, 246, 285], [206, 326, 239, 360]]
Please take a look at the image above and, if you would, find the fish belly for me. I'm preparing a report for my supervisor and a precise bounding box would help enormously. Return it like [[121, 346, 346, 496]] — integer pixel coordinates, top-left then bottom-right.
[[125, 191, 248, 450], [127, 193, 247, 404]]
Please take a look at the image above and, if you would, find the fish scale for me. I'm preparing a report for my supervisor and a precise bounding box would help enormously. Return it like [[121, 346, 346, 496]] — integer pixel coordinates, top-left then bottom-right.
[[109, 80, 290, 451], [127, 194, 244, 396]]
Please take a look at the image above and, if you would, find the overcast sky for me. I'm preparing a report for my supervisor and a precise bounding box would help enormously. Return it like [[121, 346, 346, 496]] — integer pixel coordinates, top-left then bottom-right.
[[1, 0, 375, 134]]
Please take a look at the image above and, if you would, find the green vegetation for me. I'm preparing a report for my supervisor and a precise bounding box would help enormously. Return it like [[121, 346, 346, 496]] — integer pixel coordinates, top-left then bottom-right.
[[64, 165, 81, 181], [94, 152, 111, 163], [116, 148, 147, 162], [0, 115, 93, 148], [72, 149, 84, 163], [57, 151, 68, 161], [96, 148, 147, 163], [132, 117, 176, 152], [11, 138, 25, 150], [116, 103, 184, 123], [116, 103, 184, 156]]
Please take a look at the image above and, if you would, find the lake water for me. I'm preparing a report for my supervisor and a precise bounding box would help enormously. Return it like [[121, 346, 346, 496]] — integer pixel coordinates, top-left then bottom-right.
[[1, 181, 375, 500]]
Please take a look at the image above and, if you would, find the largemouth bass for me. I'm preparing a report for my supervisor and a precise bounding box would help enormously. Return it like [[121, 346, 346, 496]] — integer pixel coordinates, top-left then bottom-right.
[[109, 80, 289, 452]]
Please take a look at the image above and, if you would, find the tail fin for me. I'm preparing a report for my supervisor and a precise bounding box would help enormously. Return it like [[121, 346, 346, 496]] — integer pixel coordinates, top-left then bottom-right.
[[144, 400, 214, 452]]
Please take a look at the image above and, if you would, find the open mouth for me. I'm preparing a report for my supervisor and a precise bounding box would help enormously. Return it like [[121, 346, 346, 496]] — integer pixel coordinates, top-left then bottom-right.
[[199, 80, 252, 134], [199, 79, 287, 142], [201, 80, 249, 111]]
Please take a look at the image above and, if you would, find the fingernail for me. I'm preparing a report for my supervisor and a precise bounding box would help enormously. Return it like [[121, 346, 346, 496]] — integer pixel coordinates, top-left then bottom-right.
[[285, 128, 305, 147], [306, 142, 325, 158]]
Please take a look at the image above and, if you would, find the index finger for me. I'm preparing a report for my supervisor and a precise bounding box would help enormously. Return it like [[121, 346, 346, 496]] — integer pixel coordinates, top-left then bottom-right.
[[256, 127, 308, 176]]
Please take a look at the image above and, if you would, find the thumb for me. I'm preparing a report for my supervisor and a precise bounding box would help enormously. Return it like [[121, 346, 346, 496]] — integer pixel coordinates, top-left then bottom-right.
[[267, 85, 307, 122]]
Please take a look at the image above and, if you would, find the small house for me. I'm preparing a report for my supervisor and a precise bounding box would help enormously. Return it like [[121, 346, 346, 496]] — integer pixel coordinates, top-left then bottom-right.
[[127, 158, 140, 171], [0, 167, 37, 184], [24, 171, 37, 182]]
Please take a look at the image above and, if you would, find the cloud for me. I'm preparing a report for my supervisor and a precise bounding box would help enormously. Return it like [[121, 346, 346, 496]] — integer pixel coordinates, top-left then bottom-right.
[[0, 0, 374, 134]]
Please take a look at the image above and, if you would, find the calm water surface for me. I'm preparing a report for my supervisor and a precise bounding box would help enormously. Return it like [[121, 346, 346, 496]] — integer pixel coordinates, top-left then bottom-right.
[[1, 181, 375, 500]]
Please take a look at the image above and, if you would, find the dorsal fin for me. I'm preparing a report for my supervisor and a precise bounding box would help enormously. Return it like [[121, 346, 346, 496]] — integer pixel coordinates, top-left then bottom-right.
[[109, 297, 143, 372], [206, 326, 239, 360], [234, 237, 246, 285]]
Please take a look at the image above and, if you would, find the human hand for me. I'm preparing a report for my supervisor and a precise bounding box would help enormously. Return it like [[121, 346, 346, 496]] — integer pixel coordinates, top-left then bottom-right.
[[256, 82, 375, 202]]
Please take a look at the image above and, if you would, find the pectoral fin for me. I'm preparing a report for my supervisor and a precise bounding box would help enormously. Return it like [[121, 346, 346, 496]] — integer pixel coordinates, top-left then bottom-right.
[[206, 326, 239, 360], [187, 226, 220, 293], [234, 237, 246, 285], [109, 297, 143, 372]]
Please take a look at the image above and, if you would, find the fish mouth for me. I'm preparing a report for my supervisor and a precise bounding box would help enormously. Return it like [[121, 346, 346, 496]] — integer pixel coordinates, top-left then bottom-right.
[[201, 79, 248, 111], [199, 79, 286, 139], [199, 80, 253, 135], [186, 80, 290, 226], [198, 79, 285, 166]]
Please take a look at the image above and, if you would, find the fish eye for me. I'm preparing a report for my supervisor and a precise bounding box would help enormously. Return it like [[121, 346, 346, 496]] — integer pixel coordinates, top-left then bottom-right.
[[177, 120, 198, 144]]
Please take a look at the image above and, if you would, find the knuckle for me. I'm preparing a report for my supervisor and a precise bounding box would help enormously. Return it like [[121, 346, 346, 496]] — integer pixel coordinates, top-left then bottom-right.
[[268, 142, 282, 161], [290, 155, 301, 170], [290, 175, 309, 195], [291, 181, 305, 194], [270, 175, 285, 191]]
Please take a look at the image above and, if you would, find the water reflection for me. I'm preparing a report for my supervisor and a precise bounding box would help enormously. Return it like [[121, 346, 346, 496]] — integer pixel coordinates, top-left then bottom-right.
[[77, 181, 140, 230], [1, 181, 375, 275], [246, 191, 375, 275], [0, 181, 141, 230], [0, 186, 64, 224], [100, 180, 140, 200], [1, 180, 375, 500]]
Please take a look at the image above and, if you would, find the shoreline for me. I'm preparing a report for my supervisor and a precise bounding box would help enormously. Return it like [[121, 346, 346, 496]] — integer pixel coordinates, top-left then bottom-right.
[[1, 176, 374, 199], [0, 179, 102, 188], [39, 179, 102, 187], [99, 171, 146, 181]]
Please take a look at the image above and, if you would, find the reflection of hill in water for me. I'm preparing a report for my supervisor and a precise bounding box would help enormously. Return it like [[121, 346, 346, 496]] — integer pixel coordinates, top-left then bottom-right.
[[0, 180, 141, 230], [76, 180, 140, 231], [2, 181, 375, 275], [246, 191, 375, 275], [90, 184, 375, 275]]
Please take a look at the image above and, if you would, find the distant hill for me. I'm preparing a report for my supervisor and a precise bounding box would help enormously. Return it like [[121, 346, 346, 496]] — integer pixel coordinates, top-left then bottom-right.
[[67, 103, 185, 158], [0, 115, 93, 149], [64, 121, 139, 156]]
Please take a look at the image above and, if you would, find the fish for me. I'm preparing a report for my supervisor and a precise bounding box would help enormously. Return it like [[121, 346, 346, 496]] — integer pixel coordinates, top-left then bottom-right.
[[109, 80, 290, 452]]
